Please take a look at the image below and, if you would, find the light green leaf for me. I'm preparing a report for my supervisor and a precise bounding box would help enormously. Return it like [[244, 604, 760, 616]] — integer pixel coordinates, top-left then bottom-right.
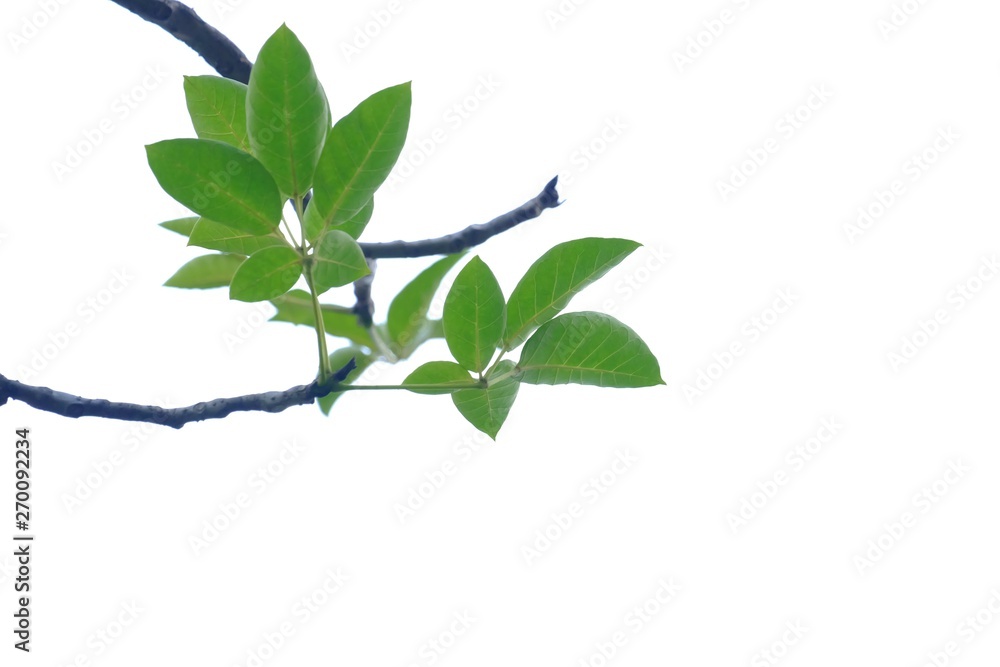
[[146, 138, 282, 235], [188, 217, 289, 255], [159, 216, 199, 237], [229, 246, 302, 302], [443, 256, 505, 373], [403, 361, 479, 395], [304, 81, 411, 242], [504, 238, 641, 350], [518, 312, 664, 388], [247, 24, 329, 200], [164, 253, 244, 289], [387, 252, 465, 355], [452, 360, 520, 440], [183, 75, 251, 152], [311, 230, 370, 295], [270, 289, 373, 347], [318, 347, 375, 415], [337, 197, 374, 240]]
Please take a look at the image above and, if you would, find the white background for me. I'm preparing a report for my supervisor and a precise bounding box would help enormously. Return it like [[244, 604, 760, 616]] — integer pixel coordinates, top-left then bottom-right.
[[2, 0, 1000, 665]]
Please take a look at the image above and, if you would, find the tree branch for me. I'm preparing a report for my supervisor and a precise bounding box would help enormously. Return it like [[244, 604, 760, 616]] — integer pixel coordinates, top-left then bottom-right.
[[359, 176, 562, 259], [352, 259, 377, 327], [109, 0, 252, 83], [0, 360, 356, 429]]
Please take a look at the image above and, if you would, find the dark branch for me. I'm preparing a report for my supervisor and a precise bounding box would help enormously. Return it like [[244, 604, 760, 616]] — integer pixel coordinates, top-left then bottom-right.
[[109, 0, 252, 83], [359, 176, 562, 259], [352, 259, 377, 328], [0, 360, 356, 429]]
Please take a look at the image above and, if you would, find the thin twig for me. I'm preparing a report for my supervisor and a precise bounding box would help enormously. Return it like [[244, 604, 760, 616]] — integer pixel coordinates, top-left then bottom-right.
[[359, 176, 562, 259], [0, 360, 356, 429]]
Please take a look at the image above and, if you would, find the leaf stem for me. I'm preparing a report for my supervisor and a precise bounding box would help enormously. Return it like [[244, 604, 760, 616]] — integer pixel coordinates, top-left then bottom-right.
[[339, 382, 481, 392], [367, 326, 397, 363], [303, 262, 331, 381], [485, 366, 521, 386], [281, 215, 299, 248], [292, 197, 307, 249]]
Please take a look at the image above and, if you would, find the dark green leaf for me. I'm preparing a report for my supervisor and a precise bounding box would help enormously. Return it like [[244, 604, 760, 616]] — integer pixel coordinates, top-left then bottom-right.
[[311, 230, 370, 295], [146, 138, 282, 235], [159, 216, 199, 237], [387, 253, 465, 355], [504, 238, 641, 350], [518, 312, 664, 388], [443, 256, 505, 373], [188, 217, 288, 255], [164, 253, 244, 289], [452, 360, 519, 439], [229, 246, 302, 302], [402, 361, 479, 395], [304, 81, 411, 242], [318, 347, 375, 415], [247, 24, 329, 199], [183, 75, 251, 152], [270, 289, 373, 348]]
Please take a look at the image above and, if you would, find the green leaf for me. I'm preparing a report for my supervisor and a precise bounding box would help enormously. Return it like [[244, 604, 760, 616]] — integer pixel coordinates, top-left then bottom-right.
[[403, 361, 479, 395], [183, 75, 251, 152], [452, 360, 520, 440], [247, 24, 329, 200], [504, 238, 641, 350], [164, 253, 244, 289], [159, 216, 199, 237], [189, 217, 289, 255], [387, 253, 465, 355], [337, 197, 374, 240], [270, 289, 373, 347], [311, 230, 370, 295], [229, 246, 303, 302], [518, 312, 664, 388], [318, 347, 374, 415], [146, 138, 282, 236], [443, 256, 505, 373], [304, 81, 411, 242]]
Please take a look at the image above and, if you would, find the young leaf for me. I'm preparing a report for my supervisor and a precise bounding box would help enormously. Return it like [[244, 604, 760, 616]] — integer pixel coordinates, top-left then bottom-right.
[[443, 257, 505, 373], [387, 252, 465, 354], [303, 82, 411, 242], [183, 75, 251, 152], [402, 361, 479, 395], [310, 230, 370, 295], [318, 347, 374, 415], [518, 312, 664, 388], [146, 138, 282, 235], [189, 218, 289, 255], [504, 238, 641, 350], [164, 254, 244, 289], [159, 216, 200, 237], [270, 290, 373, 347], [229, 246, 302, 302], [452, 360, 520, 440], [247, 24, 329, 200]]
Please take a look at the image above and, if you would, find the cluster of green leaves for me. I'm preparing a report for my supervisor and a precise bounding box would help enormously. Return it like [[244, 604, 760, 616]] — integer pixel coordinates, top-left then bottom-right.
[[150, 24, 409, 380], [149, 24, 663, 439], [398, 237, 663, 438]]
